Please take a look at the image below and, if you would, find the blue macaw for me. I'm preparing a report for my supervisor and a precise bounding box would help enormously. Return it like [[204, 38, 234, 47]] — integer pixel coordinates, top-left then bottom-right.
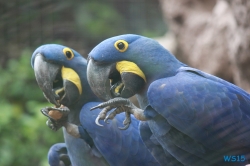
[[31, 44, 159, 166], [87, 34, 250, 166]]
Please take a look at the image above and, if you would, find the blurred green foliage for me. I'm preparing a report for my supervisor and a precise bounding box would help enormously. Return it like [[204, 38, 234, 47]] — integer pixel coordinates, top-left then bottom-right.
[[74, 0, 167, 49], [0, 0, 166, 165], [75, 2, 126, 44], [0, 49, 64, 166]]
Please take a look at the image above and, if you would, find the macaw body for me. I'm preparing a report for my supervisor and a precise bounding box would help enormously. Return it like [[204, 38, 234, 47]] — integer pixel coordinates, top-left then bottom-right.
[[31, 44, 159, 166], [145, 66, 250, 165], [86, 34, 250, 166]]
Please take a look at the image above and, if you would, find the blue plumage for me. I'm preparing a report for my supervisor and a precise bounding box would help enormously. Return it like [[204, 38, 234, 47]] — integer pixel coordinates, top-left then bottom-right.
[[87, 34, 250, 166], [48, 143, 71, 166], [31, 44, 159, 166], [148, 67, 250, 165], [79, 102, 158, 166]]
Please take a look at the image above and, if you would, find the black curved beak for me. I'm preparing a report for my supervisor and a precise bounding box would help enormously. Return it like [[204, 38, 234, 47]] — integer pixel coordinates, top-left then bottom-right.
[[87, 58, 113, 101], [34, 53, 82, 107], [34, 53, 61, 107], [87, 58, 145, 101]]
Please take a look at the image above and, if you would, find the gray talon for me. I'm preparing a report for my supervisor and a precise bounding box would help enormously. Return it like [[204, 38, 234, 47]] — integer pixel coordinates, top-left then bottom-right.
[[90, 105, 102, 111], [119, 112, 131, 130], [46, 119, 51, 127], [91, 98, 141, 130], [104, 118, 110, 124], [119, 123, 130, 130], [41, 106, 69, 131], [123, 111, 131, 124], [95, 115, 104, 127], [46, 119, 57, 131]]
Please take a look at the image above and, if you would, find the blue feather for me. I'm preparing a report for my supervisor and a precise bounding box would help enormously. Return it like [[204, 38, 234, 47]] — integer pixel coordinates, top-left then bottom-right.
[[87, 34, 250, 166], [32, 44, 159, 166]]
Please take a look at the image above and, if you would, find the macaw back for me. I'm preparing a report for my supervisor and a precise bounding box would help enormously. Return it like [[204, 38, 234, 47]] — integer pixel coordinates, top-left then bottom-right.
[[145, 67, 250, 165]]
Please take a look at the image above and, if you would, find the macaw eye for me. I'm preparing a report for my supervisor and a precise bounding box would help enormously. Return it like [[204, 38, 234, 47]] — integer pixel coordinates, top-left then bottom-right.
[[114, 40, 128, 52], [63, 48, 74, 60]]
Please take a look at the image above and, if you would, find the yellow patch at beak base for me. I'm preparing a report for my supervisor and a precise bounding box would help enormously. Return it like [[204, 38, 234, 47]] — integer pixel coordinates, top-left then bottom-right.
[[61, 66, 82, 95], [116, 61, 146, 82]]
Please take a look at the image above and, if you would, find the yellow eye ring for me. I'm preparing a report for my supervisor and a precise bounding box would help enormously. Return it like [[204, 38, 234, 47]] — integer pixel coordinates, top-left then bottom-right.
[[114, 40, 128, 52], [63, 48, 74, 60]]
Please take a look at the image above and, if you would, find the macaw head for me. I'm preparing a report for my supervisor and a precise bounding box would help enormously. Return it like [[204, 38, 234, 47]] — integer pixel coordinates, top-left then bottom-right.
[[87, 34, 184, 101], [31, 44, 95, 107]]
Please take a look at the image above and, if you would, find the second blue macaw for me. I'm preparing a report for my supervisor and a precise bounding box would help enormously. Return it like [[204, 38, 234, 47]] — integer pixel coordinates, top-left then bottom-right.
[[87, 34, 250, 166], [31, 44, 159, 166]]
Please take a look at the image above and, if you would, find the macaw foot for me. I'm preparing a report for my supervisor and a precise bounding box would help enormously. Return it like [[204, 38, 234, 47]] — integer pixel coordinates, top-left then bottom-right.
[[90, 97, 146, 130], [63, 122, 81, 138], [41, 106, 70, 131]]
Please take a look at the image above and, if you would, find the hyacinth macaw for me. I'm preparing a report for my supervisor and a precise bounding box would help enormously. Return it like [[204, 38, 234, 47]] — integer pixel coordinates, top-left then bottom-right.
[[31, 44, 159, 166], [87, 34, 250, 166]]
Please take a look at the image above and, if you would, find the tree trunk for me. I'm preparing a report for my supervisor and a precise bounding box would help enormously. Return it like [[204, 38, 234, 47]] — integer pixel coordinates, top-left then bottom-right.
[[158, 0, 250, 92]]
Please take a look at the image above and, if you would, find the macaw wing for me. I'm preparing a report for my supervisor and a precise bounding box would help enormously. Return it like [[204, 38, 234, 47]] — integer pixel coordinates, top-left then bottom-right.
[[80, 102, 159, 166], [147, 67, 250, 165], [48, 143, 71, 166], [139, 121, 184, 166]]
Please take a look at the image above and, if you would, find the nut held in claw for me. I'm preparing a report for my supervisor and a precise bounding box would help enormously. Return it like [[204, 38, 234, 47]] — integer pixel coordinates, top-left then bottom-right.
[[48, 104, 65, 120], [48, 110, 63, 120]]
